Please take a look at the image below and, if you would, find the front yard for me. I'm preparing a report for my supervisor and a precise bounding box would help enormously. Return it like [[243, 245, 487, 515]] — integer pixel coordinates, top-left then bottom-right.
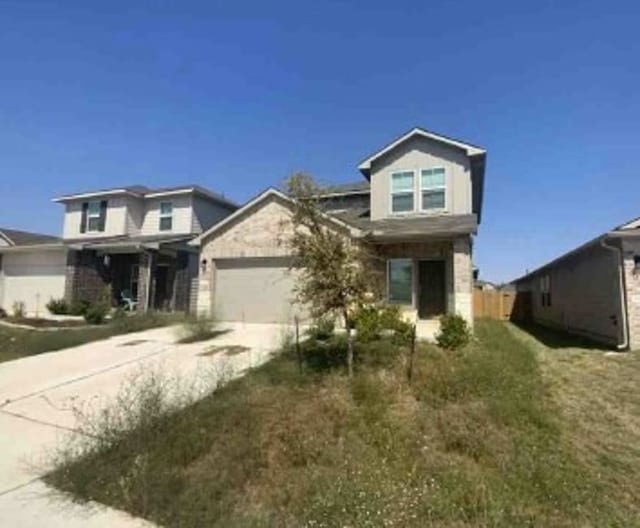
[[0, 312, 182, 363], [44, 319, 640, 527]]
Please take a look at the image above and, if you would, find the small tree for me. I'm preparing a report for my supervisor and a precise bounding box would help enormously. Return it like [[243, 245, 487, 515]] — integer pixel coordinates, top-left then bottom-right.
[[285, 173, 381, 376]]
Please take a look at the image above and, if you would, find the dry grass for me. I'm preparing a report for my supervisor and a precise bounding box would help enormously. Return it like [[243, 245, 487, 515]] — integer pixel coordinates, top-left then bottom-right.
[[46, 320, 640, 527], [510, 322, 640, 518]]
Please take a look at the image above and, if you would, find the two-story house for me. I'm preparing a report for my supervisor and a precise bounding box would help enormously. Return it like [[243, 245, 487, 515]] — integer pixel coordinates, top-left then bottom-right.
[[54, 184, 238, 312], [193, 127, 486, 338]]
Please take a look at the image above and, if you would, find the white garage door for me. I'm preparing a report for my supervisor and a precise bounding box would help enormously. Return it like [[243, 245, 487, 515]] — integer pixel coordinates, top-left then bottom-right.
[[0, 250, 67, 316], [214, 258, 305, 323]]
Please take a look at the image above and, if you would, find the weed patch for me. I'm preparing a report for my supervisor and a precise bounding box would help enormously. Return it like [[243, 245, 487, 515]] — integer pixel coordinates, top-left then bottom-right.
[[46, 320, 638, 526]]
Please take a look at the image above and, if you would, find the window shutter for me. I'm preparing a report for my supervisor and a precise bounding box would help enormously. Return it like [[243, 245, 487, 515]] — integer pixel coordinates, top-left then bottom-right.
[[98, 200, 108, 232], [80, 202, 88, 233]]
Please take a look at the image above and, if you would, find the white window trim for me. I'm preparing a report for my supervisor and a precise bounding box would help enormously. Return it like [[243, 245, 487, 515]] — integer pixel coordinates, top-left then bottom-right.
[[387, 258, 414, 305], [86, 200, 101, 232], [159, 201, 173, 231], [420, 167, 447, 213], [389, 170, 417, 216]]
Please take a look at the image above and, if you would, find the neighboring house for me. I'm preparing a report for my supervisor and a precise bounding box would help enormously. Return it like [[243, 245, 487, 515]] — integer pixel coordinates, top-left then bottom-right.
[[193, 127, 487, 338], [512, 216, 640, 350], [53, 185, 238, 312], [0, 228, 67, 316]]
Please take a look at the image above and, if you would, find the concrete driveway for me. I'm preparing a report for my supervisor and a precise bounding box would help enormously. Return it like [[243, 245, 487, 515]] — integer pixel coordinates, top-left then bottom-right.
[[0, 322, 288, 527]]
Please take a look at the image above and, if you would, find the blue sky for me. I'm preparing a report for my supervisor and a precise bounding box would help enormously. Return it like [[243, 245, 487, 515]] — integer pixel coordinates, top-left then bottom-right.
[[0, 1, 638, 282]]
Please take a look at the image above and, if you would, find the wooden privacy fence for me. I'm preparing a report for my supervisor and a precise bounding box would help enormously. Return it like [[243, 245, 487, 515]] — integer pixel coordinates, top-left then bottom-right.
[[474, 288, 517, 320]]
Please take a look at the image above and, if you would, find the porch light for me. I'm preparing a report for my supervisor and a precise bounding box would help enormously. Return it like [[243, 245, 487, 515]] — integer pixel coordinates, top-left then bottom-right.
[[103, 254, 111, 267], [201, 258, 207, 273]]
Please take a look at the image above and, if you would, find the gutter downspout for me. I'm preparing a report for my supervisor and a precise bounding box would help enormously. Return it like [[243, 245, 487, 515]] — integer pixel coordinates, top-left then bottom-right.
[[601, 237, 630, 350]]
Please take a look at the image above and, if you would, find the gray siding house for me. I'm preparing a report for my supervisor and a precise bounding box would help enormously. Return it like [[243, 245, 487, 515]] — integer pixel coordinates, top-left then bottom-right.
[[513, 217, 640, 350], [193, 127, 487, 339], [53, 184, 237, 312]]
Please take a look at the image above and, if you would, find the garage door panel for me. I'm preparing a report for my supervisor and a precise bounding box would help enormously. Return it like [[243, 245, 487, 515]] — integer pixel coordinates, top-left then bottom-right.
[[0, 250, 66, 315], [214, 258, 306, 323]]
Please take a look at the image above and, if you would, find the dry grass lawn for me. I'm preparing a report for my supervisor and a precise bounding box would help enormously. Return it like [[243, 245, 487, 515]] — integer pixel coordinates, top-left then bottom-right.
[[46, 320, 640, 527]]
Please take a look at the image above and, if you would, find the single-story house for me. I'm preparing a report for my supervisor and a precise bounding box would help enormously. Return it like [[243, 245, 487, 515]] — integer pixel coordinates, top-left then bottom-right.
[[512, 216, 640, 350]]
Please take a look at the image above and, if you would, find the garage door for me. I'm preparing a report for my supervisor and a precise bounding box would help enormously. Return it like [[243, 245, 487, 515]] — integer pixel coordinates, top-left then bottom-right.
[[0, 250, 67, 316], [214, 257, 305, 323]]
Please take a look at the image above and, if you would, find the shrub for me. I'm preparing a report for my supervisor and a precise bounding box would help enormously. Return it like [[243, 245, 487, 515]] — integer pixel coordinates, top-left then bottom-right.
[[0, 307, 7, 318], [12, 301, 26, 318], [178, 315, 218, 343], [436, 314, 471, 351], [70, 299, 91, 316], [84, 304, 109, 325], [306, 316, 335, 341], [354, 304, 414, 344], [46, 298, 69, 315]]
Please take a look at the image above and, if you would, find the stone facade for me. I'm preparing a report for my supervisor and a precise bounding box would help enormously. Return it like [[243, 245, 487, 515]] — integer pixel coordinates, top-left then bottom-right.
[[64, 250, 109, 305], [374, 236, 474, 329], [623, 254, 640, 350], [136, 250, 155, 311], [201, 196, 295, 260], [452, 237, 473, 326]]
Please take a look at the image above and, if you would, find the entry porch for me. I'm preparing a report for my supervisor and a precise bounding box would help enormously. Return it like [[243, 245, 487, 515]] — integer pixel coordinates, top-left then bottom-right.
[[374, 236, 473, 340], [64, 236, 198, 313]]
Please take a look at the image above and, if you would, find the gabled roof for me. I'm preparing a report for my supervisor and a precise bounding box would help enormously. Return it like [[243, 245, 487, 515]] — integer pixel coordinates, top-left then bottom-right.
[[512, 213, 640, 283], [190, 188, 362, 246], [0, 227, 61, 247], [357, 126, 486, 177], [317, 181, 370, 197], [53, 184, 238, 209]]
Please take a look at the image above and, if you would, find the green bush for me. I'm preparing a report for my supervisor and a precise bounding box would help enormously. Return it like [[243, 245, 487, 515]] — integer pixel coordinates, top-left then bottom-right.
[[306, 316, 335, 340], [354, 305, 414, 344], [436, 314, 471, 351], [0, 307, 7, 318], [70, 299, 91, 316], [178, 315, 219, 343], [84, 304, 109, 325], [46, 298, 69, 315]]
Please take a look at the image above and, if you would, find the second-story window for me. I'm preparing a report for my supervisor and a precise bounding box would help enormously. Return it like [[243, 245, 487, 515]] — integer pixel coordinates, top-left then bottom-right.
[[159, 201, 173, 231], [391, 171, 415, 213], [87, 200, 102, 232], [421, 168, 446, 211]]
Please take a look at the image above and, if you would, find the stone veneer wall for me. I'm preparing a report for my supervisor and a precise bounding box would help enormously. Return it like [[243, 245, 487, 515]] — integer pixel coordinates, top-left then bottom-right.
[[136, 251, 155, 312], [64, 250, 109, 305], [623, 255, 640, 350], [452, 237, 473, 327]]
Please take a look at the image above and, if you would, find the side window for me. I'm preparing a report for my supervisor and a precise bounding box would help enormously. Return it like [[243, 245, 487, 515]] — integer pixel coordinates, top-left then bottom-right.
[[421, 168, 446, 211], [87, 201, 101, 232], [390, 172, 415, 213], [388, 259, 413, 304], [159, 202, 173, 231]]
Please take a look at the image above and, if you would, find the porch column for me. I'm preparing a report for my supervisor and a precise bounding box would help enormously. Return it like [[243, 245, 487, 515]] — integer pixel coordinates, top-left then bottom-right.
[[137, 250, 156, 312], [196, 256, 215, 317], [623, 254, 640, 350], [452, 237, 473, 328]]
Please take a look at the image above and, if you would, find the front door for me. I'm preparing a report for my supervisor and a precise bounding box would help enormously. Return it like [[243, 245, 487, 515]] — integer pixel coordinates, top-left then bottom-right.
[[154, 265, 170, 310], [418, 260, 446, 319]]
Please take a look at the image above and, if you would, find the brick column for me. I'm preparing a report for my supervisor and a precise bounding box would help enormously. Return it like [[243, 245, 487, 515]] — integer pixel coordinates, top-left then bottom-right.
[[452, 236, 473, 328], [623, 256, 640, 350], [137, 251, 156, 312], [196, 257, 215, 317]]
